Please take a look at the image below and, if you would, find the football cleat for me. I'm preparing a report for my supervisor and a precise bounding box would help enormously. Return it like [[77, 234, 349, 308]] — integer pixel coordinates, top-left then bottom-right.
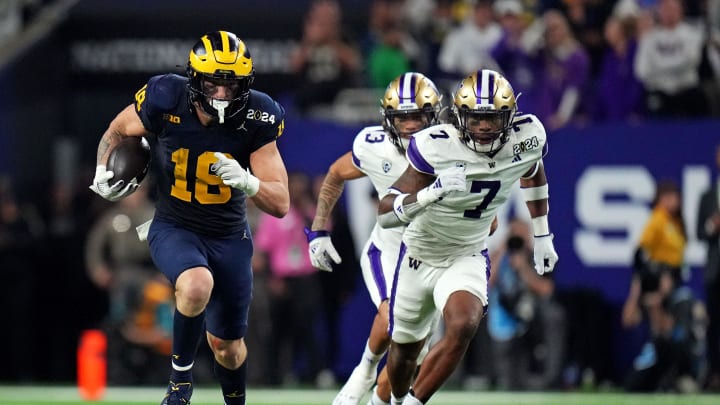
[[332, 365, 377, 405], [161, 381, 193, 405]]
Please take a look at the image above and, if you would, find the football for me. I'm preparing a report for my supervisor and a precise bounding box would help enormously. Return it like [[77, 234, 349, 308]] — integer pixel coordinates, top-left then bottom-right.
[[107, 136, 151, 185]]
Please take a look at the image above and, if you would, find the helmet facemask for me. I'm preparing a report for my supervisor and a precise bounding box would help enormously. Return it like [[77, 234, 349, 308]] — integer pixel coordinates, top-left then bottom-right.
[[381, 72, 442, 154], [186, 31, 254, 124], [456, 107, 515, 154], [383, 107, 438, 153], [188, 73, 253, 124]]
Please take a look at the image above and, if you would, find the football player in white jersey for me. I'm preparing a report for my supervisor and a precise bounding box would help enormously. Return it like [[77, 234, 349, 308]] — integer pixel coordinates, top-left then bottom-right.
[[305, 72, 442, 405], [376, 69, 559, 405]]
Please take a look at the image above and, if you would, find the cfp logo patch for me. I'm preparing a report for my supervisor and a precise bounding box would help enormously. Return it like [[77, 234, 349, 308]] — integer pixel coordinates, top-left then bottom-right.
[[512, 136, 540, 155], [382, 160, 392, 173]]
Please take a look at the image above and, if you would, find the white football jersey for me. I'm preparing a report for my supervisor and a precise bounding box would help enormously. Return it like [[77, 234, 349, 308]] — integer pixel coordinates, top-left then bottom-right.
[[352, 125, 409, 250], [403, 114, 547, 267]]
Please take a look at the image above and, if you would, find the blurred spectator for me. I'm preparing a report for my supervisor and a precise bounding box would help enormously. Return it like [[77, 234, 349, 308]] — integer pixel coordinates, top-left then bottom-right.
[[533, 9, 591, 130], [633, 0, 707, 118], [361, 0, 424, 89], [491, 0, 540, 114], [0, 0, 23, 47], [85, 184, 156, 323], [593, 14, 645, 123], [38, 177, 101, 382], [110, 273, 174, 385], [254, 172, 325, 386], [289, 0, 362, 116], [414, 0, 459, 79], [436, 0, 502, 91], [696, 144, 720, 390], [0, 175, 43, 381], [358, 0, 404, 60], [705, 0, 720, 116], [487, 217, 566, 390], [561, 0, 617, 76], [367, 21, 413, 89], [622, 180, 704, 392], [83, 184, 172, 384]]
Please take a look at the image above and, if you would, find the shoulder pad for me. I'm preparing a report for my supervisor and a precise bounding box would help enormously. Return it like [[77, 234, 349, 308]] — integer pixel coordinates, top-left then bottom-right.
[[352, 126, 387, 168], [246, 90, 286, 122], [406, 124, 457, 175], [509, 114, 548, 157], [141, 74, 186, 113]]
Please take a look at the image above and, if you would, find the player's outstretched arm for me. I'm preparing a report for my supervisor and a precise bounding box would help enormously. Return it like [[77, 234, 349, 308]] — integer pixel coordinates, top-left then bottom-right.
[[311, 152, 365, 231], [305, 152, 365, 272], [247, 141, 290, 218], [520, 161, 558, 274], [377, 165, 466, 228]]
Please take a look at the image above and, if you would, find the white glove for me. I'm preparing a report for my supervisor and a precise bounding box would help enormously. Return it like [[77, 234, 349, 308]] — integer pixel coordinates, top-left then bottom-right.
[[89, 165, 138, 202], [212, 152, 260, 196], [304, 228, 341, 272], [533, 234, 559, 275], [417, 165, 467, 206]]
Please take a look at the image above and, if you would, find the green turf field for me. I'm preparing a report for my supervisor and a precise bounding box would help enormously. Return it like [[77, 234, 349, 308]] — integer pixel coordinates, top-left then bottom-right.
[[1, 386, 720, 405]]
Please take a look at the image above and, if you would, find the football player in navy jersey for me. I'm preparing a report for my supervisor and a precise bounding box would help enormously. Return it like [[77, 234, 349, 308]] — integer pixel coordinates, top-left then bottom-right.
[[90, 30, 289, 405]]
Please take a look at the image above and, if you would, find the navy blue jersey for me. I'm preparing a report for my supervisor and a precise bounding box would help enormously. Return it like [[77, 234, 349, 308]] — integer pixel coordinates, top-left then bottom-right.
[[134, 74, 284, 236]]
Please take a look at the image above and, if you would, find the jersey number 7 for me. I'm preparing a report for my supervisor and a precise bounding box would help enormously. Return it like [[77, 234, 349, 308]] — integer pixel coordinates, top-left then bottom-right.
[[463, 180, 500, 218]]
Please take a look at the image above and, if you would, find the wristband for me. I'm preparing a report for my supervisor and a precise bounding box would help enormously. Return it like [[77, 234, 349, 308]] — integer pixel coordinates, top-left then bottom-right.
[[532, 215, 550, 237], [245, 173, 260, 197], [304, 227, 330, 242], [522, 184, 549, 201], [393, 193, 412, 223], [416, 187, 437, 207]]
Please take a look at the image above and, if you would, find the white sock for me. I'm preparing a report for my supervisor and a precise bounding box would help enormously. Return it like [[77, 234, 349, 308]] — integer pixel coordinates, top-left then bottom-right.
[[366, 387, 390, 405], [390, 393, 405, 405], [402, 392, 423, 405], [359, 340, 384, 373]]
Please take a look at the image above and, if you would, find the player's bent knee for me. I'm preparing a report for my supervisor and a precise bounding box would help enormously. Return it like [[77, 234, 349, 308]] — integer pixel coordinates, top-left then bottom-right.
[[209, 335, 246, 369], [176, 268, 214, 311]]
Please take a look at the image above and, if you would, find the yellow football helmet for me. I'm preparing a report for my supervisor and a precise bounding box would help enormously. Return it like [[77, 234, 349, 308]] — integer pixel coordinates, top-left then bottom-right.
[[187, 30, 254, 123], [381, 72, 442, 153], [451, 69, 517, 154]]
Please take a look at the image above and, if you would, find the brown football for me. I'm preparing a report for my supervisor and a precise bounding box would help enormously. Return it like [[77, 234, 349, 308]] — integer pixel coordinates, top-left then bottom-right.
[[107, 136, 151, 185]]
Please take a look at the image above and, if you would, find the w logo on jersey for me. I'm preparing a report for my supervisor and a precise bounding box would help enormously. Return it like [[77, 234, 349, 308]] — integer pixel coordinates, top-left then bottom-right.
[[408, 257, 422, 270]]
